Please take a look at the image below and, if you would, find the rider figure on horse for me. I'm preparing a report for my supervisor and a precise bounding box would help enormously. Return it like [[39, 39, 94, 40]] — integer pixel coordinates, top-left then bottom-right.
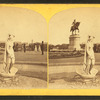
[[72, 19, 76, 26]]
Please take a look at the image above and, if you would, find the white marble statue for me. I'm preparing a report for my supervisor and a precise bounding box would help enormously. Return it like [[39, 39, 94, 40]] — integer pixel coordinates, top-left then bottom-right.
[[84, 35, 95, 75], [2, 34, 18, 77]]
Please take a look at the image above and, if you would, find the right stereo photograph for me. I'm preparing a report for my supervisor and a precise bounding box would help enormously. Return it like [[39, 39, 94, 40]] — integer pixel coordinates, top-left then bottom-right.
[[49, 7, 100, 89]]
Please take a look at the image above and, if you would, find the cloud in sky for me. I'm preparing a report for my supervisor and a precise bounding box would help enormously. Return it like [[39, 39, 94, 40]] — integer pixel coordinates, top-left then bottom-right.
[[0, 6, 47, 43], [49, 7, 100, 45]]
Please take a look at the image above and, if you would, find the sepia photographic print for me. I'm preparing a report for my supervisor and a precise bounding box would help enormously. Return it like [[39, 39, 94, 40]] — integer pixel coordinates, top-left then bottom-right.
[[1, 3, 100, 96], [49, 7, 100, 89], [0, 6, 47, 89]]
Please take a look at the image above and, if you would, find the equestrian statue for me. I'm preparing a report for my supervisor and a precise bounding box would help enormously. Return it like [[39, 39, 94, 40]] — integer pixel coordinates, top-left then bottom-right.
[[70, 19, 80, 35]]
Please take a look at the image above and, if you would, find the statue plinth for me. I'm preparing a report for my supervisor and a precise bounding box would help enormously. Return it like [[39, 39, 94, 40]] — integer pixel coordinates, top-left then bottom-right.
[[68, 34, 81, 51]]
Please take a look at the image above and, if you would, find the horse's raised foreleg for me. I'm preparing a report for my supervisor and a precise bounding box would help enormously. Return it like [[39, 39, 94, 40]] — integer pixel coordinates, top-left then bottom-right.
[[70, 27, 73, 35]]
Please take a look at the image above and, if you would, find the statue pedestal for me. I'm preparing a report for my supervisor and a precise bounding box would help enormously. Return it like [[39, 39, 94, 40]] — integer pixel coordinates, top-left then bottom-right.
[[68, 34, 81, 51], [0, 67, 18, 78]]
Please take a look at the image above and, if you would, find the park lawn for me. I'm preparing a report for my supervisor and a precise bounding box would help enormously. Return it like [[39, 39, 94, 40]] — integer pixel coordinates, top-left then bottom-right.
[[49, 53, 100, 64], [0, 51, 47, 63]]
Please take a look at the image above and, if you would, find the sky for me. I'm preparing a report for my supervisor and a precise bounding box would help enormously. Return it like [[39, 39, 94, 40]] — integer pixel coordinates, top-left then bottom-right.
[[0, 6, 47, 43], [49, 7, 100, 45]]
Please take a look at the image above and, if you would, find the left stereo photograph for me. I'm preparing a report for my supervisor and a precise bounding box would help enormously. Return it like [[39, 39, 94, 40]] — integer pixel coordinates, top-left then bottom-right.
[[0, 6, 47, 89]]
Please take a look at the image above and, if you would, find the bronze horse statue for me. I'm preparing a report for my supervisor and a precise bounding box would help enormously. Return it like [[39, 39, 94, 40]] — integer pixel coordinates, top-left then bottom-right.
[[70, 22, 80, 35]]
